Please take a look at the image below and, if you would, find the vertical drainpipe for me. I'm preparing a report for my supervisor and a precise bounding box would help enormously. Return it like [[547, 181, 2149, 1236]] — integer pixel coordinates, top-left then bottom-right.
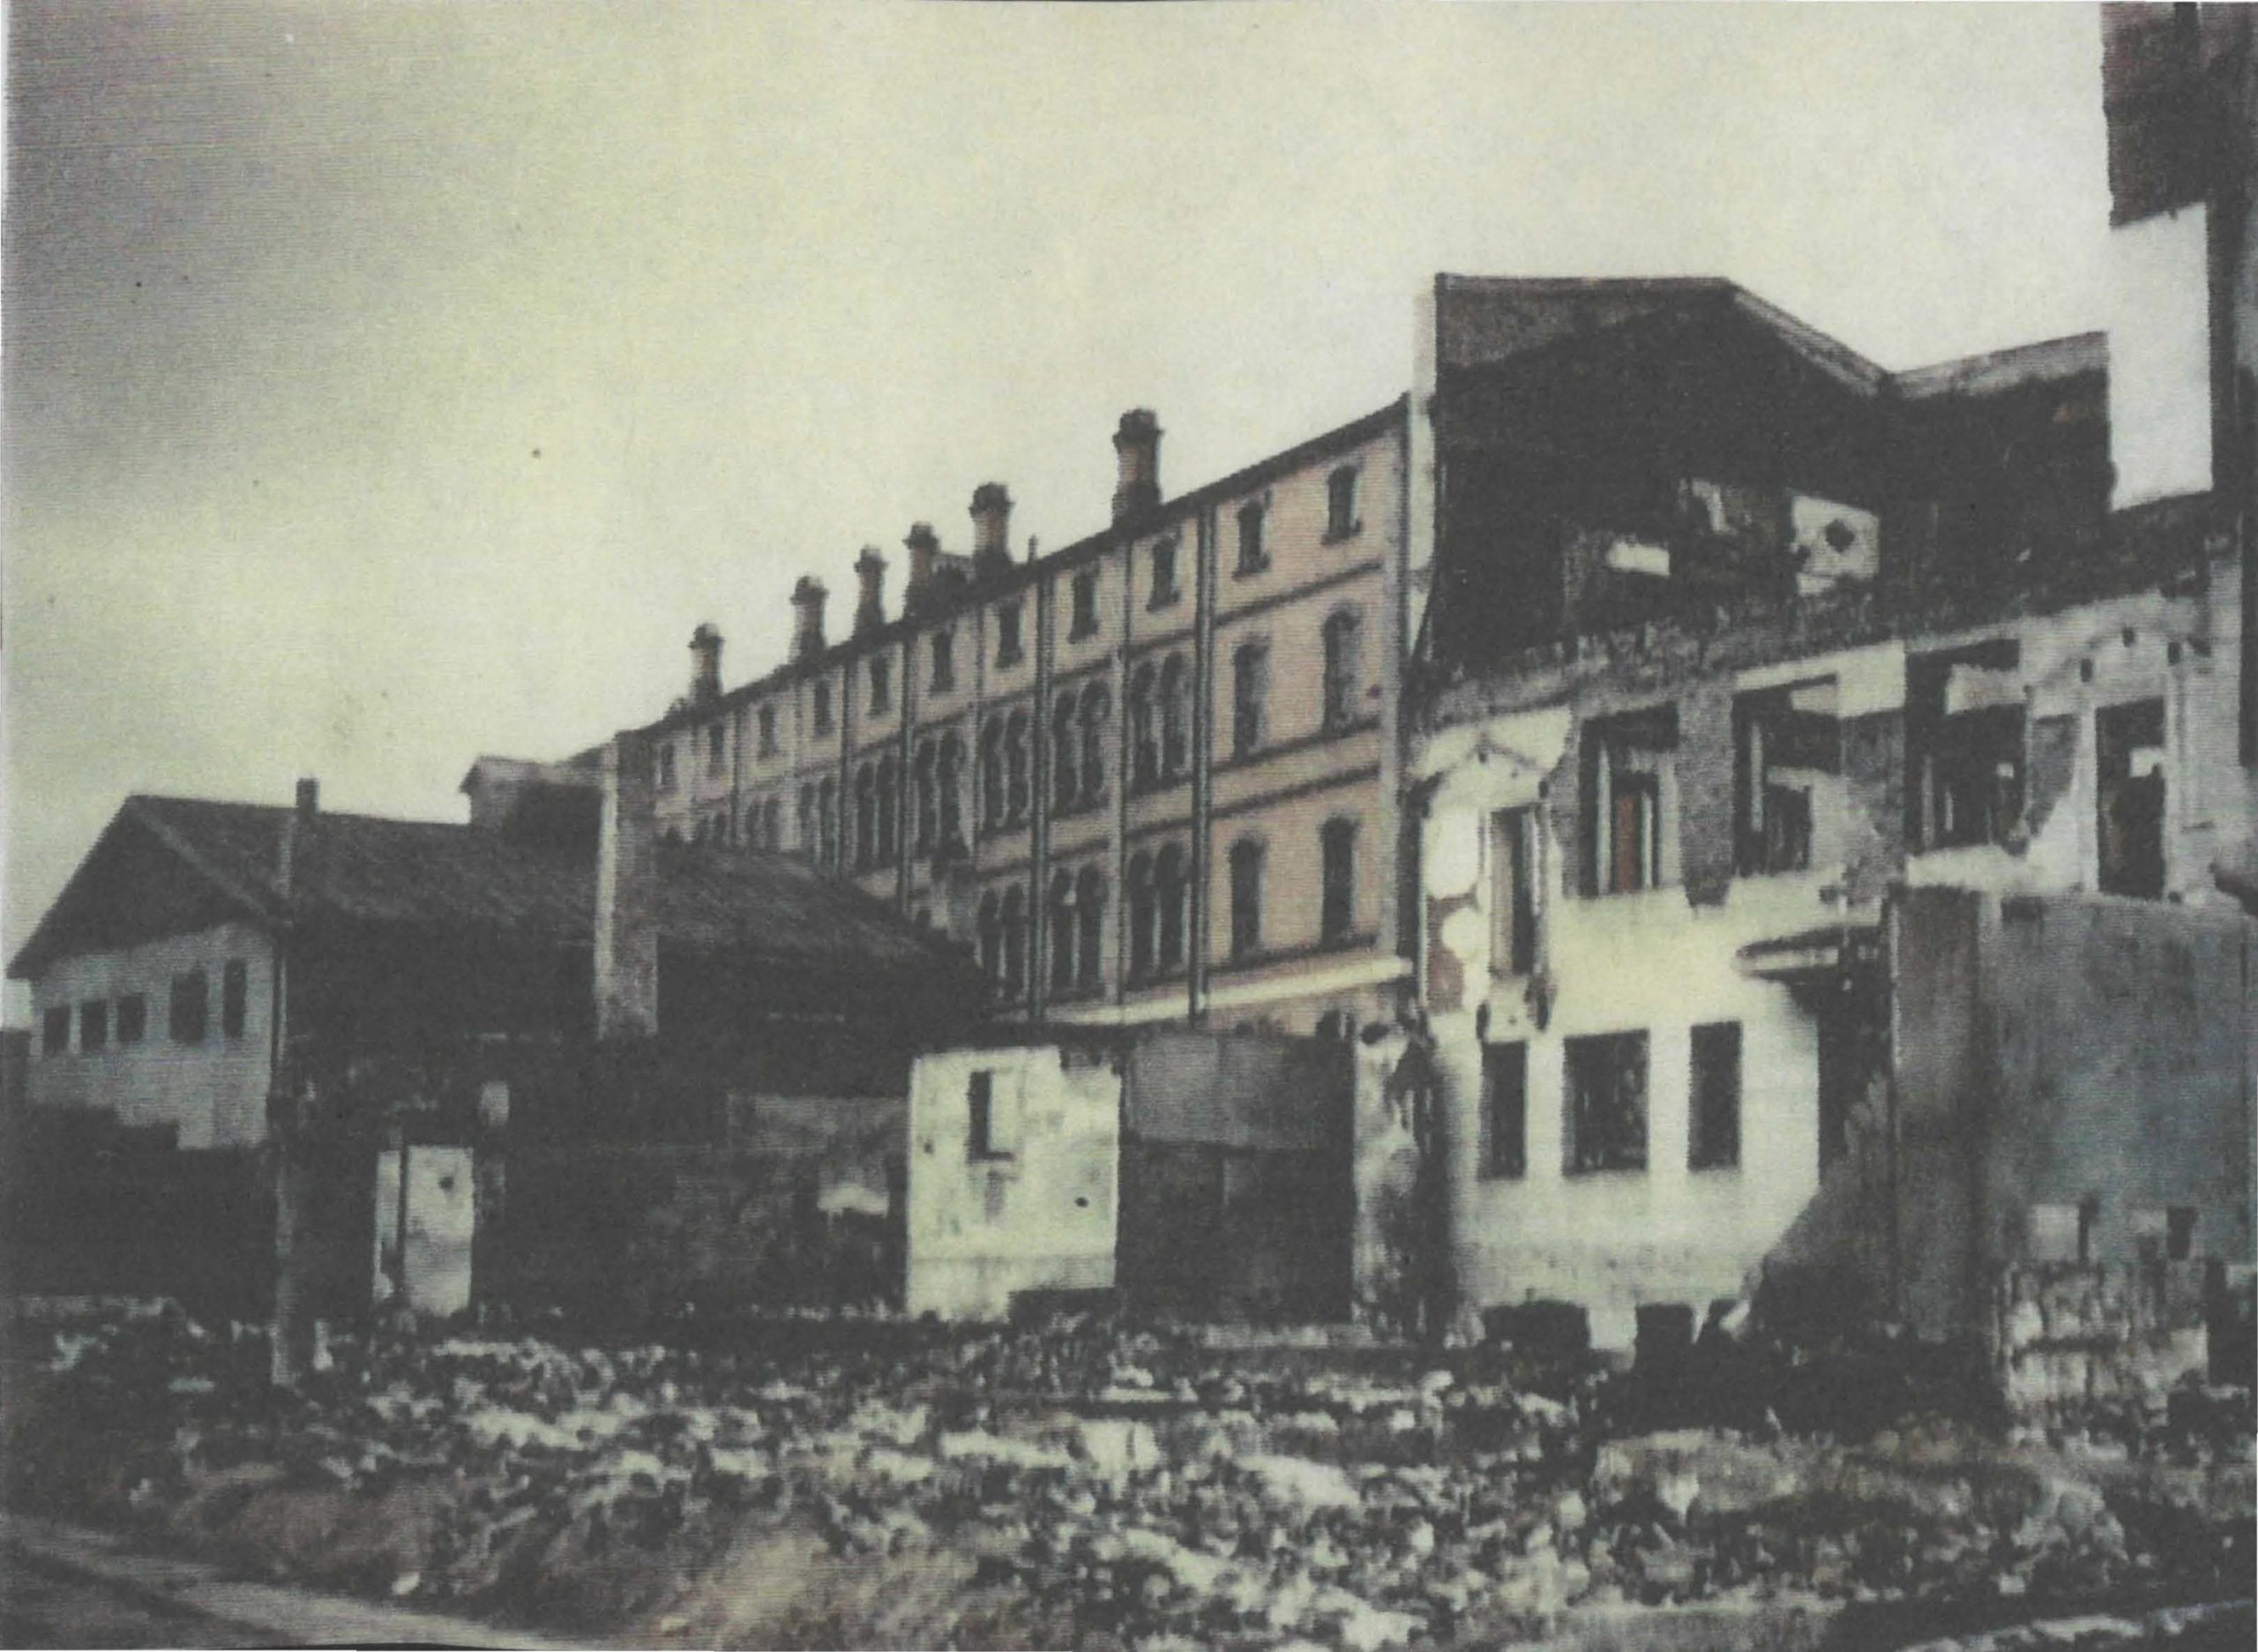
[[1113, 536, 1137, 1013], [837, 653, 855, 878], [1380, 398, 1414, 990], [897, 633, 916, 912], [1030, 571, 1056, 1022], [729, 699, 744, 847], [1188, 505, 1217, 1025]]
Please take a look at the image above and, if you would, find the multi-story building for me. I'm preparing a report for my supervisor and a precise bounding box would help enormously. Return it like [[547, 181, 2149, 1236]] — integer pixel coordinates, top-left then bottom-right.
[[635, 402, 1416, 1035]]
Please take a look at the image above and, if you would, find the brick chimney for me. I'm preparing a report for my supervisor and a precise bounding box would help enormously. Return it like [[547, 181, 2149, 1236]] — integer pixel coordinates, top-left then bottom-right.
[[853, 548, 887, 637], [903, 522, 941, 613], [689, 624, 722, 704], [789, 577, 828, 662], [1112, 409, 1162, 525], [594, 731, 659, 1040], [969, 482, 1013, 578], [295, 778, 319, 819]]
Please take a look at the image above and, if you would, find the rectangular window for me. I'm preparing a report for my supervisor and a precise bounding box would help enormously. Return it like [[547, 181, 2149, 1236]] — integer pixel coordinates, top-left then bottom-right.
[[169, 971, 208, 1044], [1236, 500, 1267, 575], [868, 654, 892, 716], [1321, 610, 1364, 733], [1583, 706, 1677, 895], [1148, 538, 1180, 609], [707, 723, 725, 774], [79, 1000, 108, 1052], [1688, 1021, 1742, 1170], [1565, 1031, 1649, 1175], [222, 960, 249, 1040], [1070, 570, 1100, 640], [116, 993, 147, 1045], [1320, 819, 1357, 946], [931, 628, 956, 692], [656, 742, 677, 791], [1482, 1041, 1528, 1179], [1232, 641, 1268, 759], [966, 1069, 1018, 1161], [1229, 840, 1264, 961], [2097, 698, 2166, 898], [996, 602, 1024, 668], [1491, 806, 1538, 976], [1326, 465, 1360, 541], [41, 1005, 70, 1057], [1734, 680, 1839, 877], [758, 704, 778, 757], [811, 679, 833, 736], [1908, 643, 2023, 851]]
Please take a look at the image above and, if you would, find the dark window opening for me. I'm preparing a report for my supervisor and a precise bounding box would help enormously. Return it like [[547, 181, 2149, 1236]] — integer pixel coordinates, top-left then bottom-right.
[[1482, 1041, 1528, 1179], [811, 680, 833, 737], [868, 654, 892, 716], [967, 1070, 1010, 1161], [1566, 1030, 1648, 1175], [1320, 819, 1357, 945], [116, 993, 147, 1045], [1581, 706, 1677, 895], [931, 628, 956, 693], [996, 602, 1024, 669], [1492, 806, 1538, 976], [1232, 641, 1268, 759], [169, 969, 208, 1045], [1075, 867, 1105, 987], [1229, 839, 1264, 961], [1321, 609, 1363, 733], [1052, 692, 1080, 811], [1070, 569, 1100, 640], [1148, 538, 1180, 609], [2097, 698, 2166, 898], [1236, 500, 1267, 575], [707, 724, 725, 773], [221, 961, 248, 1040], [1159, 654, 1190, 781], [1127, 852, 1156, 981], [1155, 844, 1188, 970], [1909, 643, 2024, 852], [42, 1005, 70, 1057], [79, 1000, 108, 1053], [758, 704, 778, 757], [2166, 1206, 2197, 1261], [1689, 1020, 1742, 1170], [1734, 682, 1840, 877]]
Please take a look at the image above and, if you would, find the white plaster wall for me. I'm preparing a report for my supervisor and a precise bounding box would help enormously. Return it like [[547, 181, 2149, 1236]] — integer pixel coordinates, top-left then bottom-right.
[[904, 1044, 1121, 1319], [2107, 205, 2214, 510], [25, 923, 274, 1149]]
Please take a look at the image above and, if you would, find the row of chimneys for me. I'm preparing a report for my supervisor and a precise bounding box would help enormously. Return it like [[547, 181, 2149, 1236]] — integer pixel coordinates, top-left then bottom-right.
[[686, 410, 1165, 696]]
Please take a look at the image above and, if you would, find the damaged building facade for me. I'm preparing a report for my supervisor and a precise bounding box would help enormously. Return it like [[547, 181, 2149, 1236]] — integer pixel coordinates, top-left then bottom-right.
[[1404, 3, 2256, 1364]]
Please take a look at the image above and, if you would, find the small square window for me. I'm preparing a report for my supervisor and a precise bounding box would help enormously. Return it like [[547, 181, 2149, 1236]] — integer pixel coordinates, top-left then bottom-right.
[[116, 993, 147, 1045], [1482, 1042, 1528, 1179]]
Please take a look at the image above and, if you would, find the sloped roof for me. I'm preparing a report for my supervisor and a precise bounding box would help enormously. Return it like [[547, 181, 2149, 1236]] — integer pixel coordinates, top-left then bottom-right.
[[10, 794, 968, 981]]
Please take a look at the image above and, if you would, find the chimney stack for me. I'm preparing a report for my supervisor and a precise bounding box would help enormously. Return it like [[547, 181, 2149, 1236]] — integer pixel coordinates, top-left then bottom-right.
[[969, 482, 1013, 578], [1112, 409, 1162, 525], [689, 624, 723, 703], [594, 731, 660, 1040], [853, 548, 887, 637], [903, 522, 941, 613], [789, 576, 828, 662], [294, 777, 320, 819]]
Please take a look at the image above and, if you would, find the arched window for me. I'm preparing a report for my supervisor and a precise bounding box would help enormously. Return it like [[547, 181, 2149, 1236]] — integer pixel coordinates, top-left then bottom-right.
[[1052, 691, 1080, 811], [1232, 640, 1269, 759], [1322, 609, 1364, 733], [1080, 683, 1110, 807], [1049, 871, 1077, 993], [1129, 662, 1159, 790], [976, 893, 1001, 986], [1075, 866, 1106, 987], [1006, 708, 1031, 825], [1155, 842, 1188, 968], [875, 754, 900, 862], [980, 719, 1007, 833], [1127, 851, 1156, 981], [854, 765, 878, 870], [937, 731, 965, 849], [999, 885, 1026, 999], [1159, 653, 1190, 780], [1229, 837, 1265, 961], [1320, 817, 1357, 944], [914, 742, 938, 853]]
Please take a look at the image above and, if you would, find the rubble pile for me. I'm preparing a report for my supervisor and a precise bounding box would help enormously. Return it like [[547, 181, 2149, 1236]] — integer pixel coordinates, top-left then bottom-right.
[[6, 1302, 2251, 1649]]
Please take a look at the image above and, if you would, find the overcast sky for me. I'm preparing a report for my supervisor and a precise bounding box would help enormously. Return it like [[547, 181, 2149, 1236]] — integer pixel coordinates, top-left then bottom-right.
[[4, 1, 2112, 1002]]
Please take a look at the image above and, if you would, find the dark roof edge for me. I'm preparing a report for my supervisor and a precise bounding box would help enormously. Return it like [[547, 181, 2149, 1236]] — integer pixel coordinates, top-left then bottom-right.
[[1891, 332, 2109, 400], [638, 397, 1409, 738]]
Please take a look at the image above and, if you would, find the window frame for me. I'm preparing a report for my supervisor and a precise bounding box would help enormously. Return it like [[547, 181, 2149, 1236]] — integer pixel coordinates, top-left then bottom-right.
[[1148, 537, 1181, 610], [1231, 639, 1269, 760], [1235, 498, 1268, 576], [1564, 1029, 1649, 1176], [116, 992, 148, 1045], [1069, 569, 1101, 640], [1581, 705, 1679, 897], [1320, 609, 1364, 734], [41, 1005, 71, 1058], [867, 653, 892, 716], [1481, 1040, 1529, 1179], [1325, 464, 1362, 542], [1320, 817, 1357, 946], [79, 998, 108, 1053], [1688, 1020, 1743, 1172], [221, 960, 249, 1041], [1228, 837, 1265, 961], [169, 968, 209, 1045], [995, 600, 1025, 669], [1491, 806, 1539, 976], [930, 627, 957, 694]]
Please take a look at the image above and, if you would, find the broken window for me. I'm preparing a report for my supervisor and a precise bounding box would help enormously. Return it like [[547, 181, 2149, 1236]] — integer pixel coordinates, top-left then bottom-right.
[[42, 1005, 70, 1057], [116, 993, 147, 1045], [996, 600, 1024, 669], [221, 961, 248, 1040], [1321, 609, 1364, 733], [169, 969, 208, 1045], [2097, 698, 2166, 898], [1688, 1020, 1742, 1171], [1229, 838, 1265, 961], [1482, 1041, 1528, 1179], [1236, 500, 1268, 575], [1320, 818, 1357, 946], [1327, 466, 1359, 541], [79, 1000, 108, 1053], [1908, 643, 2024, 852], [1735, 679, 1840, 877], [1232, 640, 1269, 759], [867, 654, 891, 716], [967, 1070, 1019, 1161], [1070, 568, 1100, 640], [1565, 1030, 1648, 1175], [1581, 706, 1678, 895], [1491, 806, 1539, 976], [1149, 537, 1180, 609]]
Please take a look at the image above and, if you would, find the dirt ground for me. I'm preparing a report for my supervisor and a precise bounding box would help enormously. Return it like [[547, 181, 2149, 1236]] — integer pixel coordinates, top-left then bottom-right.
[[2, 1298, 2249, 1650]]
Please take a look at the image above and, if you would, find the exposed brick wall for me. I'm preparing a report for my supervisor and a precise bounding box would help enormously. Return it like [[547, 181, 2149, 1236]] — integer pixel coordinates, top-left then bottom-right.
[[1675, 679, 1738, 906], [1838, 709, 1906, 903]]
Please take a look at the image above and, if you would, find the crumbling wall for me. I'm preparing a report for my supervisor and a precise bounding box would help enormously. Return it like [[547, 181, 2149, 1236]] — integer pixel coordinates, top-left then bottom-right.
[[1995, 1260, 2210, 1409]]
